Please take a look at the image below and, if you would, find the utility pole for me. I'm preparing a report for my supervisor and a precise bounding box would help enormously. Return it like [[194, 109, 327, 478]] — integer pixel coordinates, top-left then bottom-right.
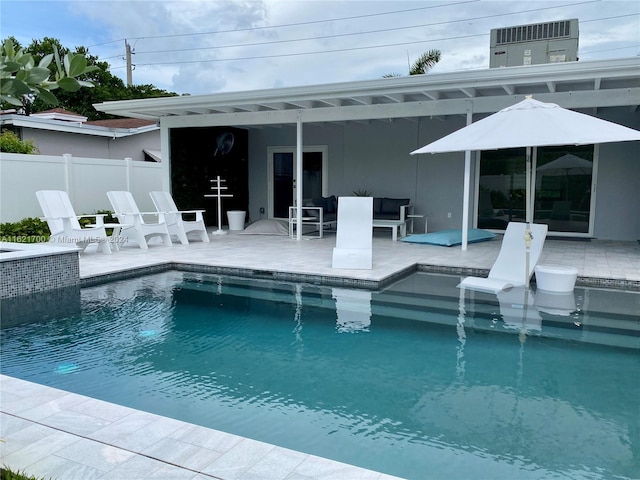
[[125, 40, 133, 86]]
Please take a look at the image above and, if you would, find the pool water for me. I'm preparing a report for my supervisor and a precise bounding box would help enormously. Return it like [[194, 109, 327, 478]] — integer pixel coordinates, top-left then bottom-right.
[[1, 271, 639, 479]]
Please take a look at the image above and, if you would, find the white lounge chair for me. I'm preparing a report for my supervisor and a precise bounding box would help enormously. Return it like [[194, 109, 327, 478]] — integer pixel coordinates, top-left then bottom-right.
[[107, 191, 172, 250], [36, 190, 112, 254], [458, 222, 548, 293], [332, 196, 373, 269], [150, 191, 210, 245]]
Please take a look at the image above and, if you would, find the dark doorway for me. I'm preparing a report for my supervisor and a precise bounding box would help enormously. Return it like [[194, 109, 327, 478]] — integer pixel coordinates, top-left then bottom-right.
[[170, 127, 248, 227]]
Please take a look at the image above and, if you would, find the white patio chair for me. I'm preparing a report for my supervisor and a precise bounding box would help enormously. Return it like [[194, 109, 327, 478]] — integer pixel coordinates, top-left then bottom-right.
[[150, 191, 210, 245], [36, 190, 112, 254], [458, 222, 548, 293], [107, 191, 172, 250], [332, 196, 373, 269]]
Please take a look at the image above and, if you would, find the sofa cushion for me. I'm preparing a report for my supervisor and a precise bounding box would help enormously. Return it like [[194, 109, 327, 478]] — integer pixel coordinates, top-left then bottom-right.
[[326, 195, 338, 214], [381, 197, 410, 215], [373, 197, 383, 215]]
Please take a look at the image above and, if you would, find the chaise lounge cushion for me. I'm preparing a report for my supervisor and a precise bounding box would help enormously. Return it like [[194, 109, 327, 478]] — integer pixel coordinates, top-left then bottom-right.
[[376, 197, 410, 220]]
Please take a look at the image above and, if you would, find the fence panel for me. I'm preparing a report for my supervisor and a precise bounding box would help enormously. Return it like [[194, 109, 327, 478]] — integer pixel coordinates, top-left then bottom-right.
[[0, 153, 163, 223]]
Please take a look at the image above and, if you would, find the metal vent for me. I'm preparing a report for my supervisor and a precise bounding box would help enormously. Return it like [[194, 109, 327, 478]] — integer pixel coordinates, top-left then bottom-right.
[[495, 20, 572, 45]]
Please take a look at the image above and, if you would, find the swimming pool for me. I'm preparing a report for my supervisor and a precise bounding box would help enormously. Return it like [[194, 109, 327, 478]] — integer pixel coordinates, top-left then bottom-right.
[[1, 270, 638, 479]]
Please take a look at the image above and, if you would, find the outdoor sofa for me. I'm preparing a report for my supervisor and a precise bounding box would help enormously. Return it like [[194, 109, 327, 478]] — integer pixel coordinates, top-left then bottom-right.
[[289, 195, 413, 239]]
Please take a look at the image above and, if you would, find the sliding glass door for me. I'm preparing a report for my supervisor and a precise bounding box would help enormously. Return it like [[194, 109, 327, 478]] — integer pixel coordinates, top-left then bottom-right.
[[477, 145, 595, 235], [268, 146, 327, 219]]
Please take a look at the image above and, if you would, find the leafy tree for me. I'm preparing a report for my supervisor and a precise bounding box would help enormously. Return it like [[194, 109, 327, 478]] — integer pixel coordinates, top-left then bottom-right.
[[384, 49, 442, 78], [2, 37, 178, 120], [0, 37, 98, 109]]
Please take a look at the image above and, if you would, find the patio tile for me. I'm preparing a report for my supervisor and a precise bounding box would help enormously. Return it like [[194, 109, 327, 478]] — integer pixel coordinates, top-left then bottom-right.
[[100, 454, 166, 480], [19, 454, 106, 480], [39, 408, 111, 436], [142, 436, 222, 471], [291, 455, 385, 480], [53, 438, 135, 472], [91, 411, 184, 451], [200, 438, 275, 479], [238, 446, 308, 480]]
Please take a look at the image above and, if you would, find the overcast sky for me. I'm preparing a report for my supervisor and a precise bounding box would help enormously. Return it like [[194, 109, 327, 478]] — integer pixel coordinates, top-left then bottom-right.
[[2, 0, 639, 96]]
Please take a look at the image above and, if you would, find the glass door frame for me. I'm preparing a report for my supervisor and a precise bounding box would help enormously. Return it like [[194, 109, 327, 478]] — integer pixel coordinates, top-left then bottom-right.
[[267, 145, 329, 219], [473, 145, 599, 237]]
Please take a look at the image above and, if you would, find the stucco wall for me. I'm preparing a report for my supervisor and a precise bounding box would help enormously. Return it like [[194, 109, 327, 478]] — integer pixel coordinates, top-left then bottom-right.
[[245, 107, 639, 241], [20, 128, 160, 162]]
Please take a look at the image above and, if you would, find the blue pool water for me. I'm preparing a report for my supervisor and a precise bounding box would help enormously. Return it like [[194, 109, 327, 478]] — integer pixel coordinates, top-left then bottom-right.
[[1, 271, 639, 479]]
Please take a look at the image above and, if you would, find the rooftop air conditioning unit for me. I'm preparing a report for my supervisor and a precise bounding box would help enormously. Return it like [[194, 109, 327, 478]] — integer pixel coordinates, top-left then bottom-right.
[[490, 19, 579, 68]]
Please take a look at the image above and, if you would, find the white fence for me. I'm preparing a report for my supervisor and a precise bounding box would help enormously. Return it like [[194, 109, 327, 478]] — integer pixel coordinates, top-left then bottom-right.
[[0, 153, 164, 223]]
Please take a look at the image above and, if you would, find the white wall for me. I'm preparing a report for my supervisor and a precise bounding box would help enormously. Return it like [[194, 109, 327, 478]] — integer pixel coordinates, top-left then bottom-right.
[[245, 108, 639, 241], [0, 153, 163, 223]]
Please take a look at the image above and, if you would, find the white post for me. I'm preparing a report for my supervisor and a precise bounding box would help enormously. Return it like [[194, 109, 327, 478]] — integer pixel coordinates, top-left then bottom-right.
[[63, 153, 72, 200], [461, 106, 473, 251], [524, 146, 532, 287], [295, 113, 303, 241], [125, 157, 133, 192]]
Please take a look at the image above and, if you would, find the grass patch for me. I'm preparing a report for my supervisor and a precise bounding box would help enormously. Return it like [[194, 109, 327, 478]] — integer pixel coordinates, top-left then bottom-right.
[[1, 466, 49, 480]]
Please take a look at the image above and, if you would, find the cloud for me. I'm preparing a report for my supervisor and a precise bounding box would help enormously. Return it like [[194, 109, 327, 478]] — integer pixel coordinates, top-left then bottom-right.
[[2, 0, 638, 95]]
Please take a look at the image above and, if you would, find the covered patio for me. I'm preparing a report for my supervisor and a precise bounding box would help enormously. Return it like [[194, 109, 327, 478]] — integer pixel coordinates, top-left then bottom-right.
[[94, 57, 640, 245]]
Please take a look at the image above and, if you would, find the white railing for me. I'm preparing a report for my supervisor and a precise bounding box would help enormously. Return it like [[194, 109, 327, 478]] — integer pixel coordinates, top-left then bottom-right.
[[0, 153, 163, 223]]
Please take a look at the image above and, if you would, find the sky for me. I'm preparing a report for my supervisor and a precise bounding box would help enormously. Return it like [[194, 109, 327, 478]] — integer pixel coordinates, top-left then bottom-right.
[[1, 0, 639, 96]]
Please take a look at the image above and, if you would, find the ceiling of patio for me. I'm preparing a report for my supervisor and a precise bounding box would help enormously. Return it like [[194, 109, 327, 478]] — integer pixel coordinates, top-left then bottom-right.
[[94, 57, 640, 129]]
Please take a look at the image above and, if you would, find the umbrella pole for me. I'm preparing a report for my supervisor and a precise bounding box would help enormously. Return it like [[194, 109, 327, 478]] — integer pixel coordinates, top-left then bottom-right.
[[525, 147, 532, 287]]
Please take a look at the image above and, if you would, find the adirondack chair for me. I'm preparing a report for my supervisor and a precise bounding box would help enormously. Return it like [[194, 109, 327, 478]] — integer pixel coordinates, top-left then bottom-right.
[[149, 191, 209, 244], [107, 191, 172, 250], [36, 190, 112, 254]]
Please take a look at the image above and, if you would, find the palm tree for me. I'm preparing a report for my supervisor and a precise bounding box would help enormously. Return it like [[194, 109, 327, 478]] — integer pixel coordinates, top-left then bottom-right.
[[383, 49, 441, 78]]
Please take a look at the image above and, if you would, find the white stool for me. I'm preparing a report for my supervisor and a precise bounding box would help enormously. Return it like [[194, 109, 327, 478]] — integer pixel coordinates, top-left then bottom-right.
[[534, 264, 578, 293]]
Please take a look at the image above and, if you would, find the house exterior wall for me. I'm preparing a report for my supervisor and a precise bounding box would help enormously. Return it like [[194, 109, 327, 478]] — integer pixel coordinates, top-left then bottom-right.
[[245, 107, 639, 241], [19, 128, 160, 162]]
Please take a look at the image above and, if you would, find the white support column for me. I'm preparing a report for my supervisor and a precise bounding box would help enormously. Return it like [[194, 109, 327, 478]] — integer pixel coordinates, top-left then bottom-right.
[[160, 121, 171, 192], [461, 105, 473, 251], [295, 112, 303, 241]]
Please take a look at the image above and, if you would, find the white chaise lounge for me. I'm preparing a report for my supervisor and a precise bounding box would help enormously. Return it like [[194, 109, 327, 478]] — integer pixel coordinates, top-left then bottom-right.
[[36, 190, 113, 254], [107, 191, 172, 250], [332, 196, 373, 269], [150, 191, 210, 245], [458, 222, 548, 293]]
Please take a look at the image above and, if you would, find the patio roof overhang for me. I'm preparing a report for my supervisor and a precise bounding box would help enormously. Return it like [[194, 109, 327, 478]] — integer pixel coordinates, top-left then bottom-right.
[[94, 57, 640, 128]]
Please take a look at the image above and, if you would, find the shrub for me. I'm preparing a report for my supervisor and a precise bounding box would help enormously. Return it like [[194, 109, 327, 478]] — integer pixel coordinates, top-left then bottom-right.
[[0, 130, 38, 154], [0, 217, 50, 243]]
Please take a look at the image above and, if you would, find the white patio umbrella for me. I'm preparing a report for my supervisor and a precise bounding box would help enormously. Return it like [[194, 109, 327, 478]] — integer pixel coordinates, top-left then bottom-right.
[[410, 96, 640, 285]]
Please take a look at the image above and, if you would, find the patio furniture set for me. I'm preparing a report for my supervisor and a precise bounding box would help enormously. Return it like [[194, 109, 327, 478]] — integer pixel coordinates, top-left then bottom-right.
[[288, 195, 421, 240]]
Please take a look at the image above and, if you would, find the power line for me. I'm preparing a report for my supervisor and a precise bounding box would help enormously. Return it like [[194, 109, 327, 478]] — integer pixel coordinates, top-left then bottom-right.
[[87, 0, 479, 48], [134, 1, 602, 56], [131, 33, 483, 67], [125, 13, 639, 68]]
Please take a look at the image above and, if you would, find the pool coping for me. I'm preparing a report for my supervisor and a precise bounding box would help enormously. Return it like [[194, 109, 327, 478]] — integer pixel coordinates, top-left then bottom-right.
[[0, 375, 400, 480], [78, 260, 640, 292]]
